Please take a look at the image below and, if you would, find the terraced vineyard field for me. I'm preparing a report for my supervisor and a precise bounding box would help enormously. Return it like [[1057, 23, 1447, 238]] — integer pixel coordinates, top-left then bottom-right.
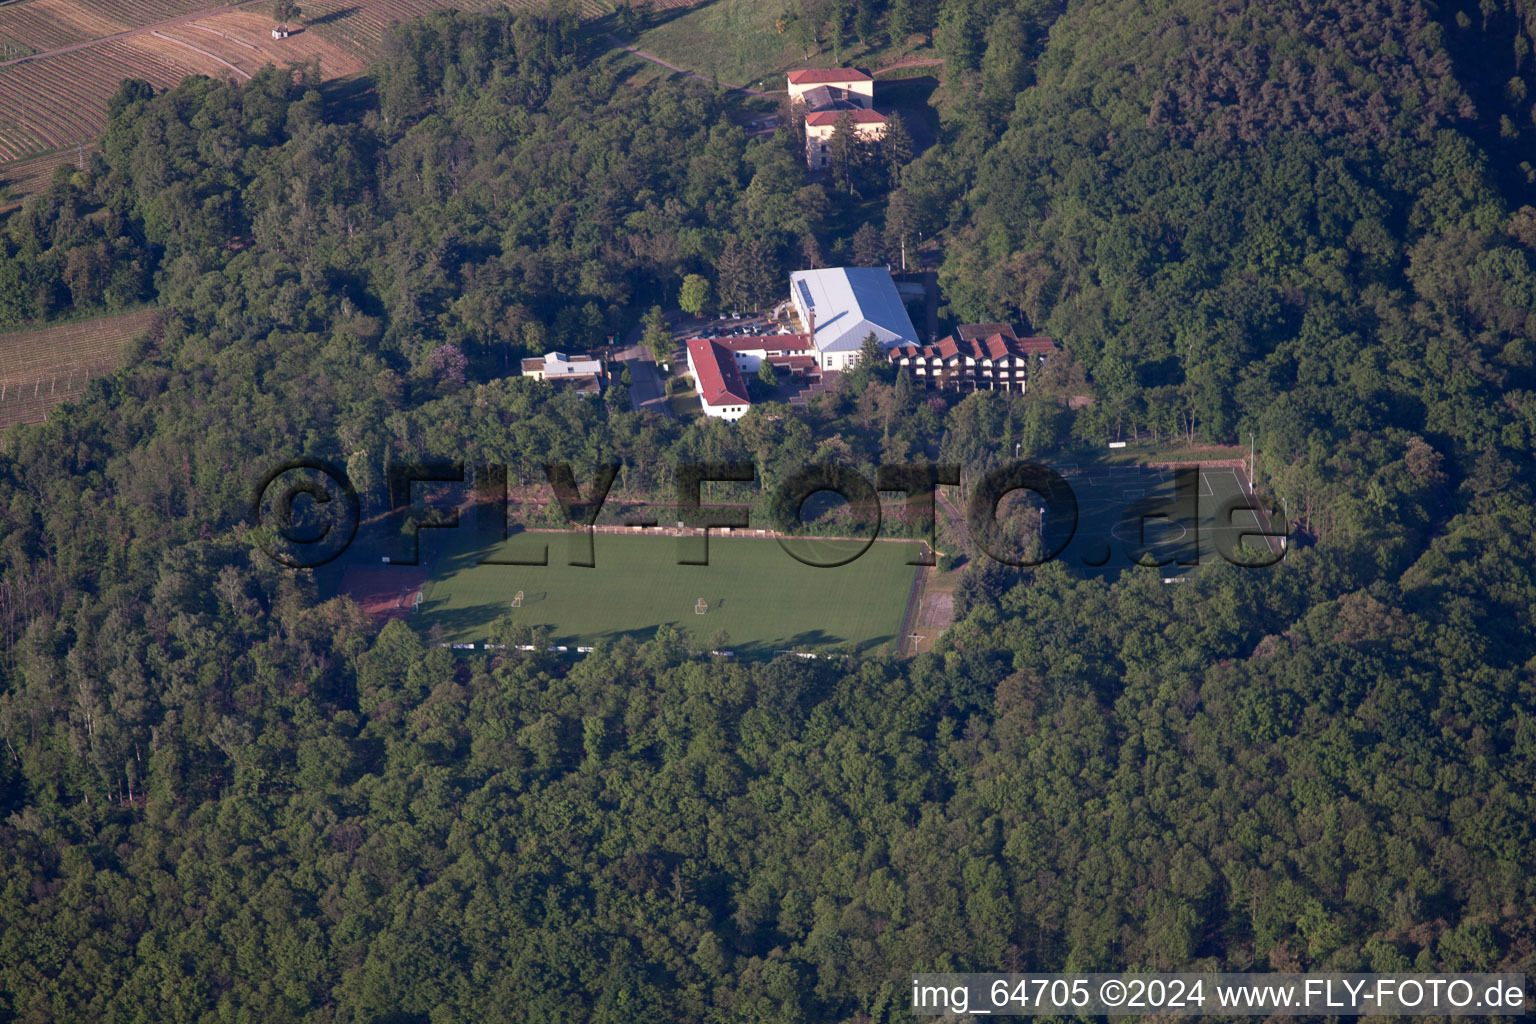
[[151, 10, 367, 80], [289, 0, 488, 61], [0, 39, 210, 159], [296, 0, 613, 61], [0, 308, 160, 430], [0, 0, 625, 172], [0, 145, 90, 208], [0, 0, 233, 53]]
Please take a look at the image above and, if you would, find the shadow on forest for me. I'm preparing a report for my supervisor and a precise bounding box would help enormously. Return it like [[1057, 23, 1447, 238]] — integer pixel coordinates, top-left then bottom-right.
[[319, 74, 378, 124], [877, 76, 941, 156]]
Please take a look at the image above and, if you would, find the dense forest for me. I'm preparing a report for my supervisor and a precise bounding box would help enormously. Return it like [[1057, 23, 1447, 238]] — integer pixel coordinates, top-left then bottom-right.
[[0, 1, 1533, 1021]]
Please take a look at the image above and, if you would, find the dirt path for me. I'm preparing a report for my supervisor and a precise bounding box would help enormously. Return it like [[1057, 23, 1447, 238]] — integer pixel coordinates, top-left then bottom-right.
[[151, 30, 250, 79], [608, 35, 775, 96], [0, 0, 261, 69], [936, 486, 971, 555], [874, 56, 943, 74]]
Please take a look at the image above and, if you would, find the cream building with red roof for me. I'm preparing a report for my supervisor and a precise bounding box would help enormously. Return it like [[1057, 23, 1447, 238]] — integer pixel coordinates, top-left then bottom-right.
[[804, 109, 889, 169], [787, 68, 886, 168], [785, 68, 874, 109]]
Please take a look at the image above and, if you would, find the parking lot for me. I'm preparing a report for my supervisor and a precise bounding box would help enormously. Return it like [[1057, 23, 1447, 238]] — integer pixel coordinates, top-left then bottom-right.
[[682, 313, 792, 340]]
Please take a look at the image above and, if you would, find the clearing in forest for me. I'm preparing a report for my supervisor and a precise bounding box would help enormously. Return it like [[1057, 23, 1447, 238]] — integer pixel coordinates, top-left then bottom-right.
[[405, 528, 919, 656]]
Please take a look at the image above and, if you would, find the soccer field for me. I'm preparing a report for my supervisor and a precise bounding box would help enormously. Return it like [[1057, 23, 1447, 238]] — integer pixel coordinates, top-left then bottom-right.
[[414, 530, 921, 655]]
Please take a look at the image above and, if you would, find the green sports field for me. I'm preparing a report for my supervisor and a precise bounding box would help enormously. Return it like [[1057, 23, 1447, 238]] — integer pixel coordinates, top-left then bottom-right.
[[414, 529, 920, 655]]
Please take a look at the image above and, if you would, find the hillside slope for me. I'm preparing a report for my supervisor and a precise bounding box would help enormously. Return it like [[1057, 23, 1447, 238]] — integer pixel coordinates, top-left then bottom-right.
[[932, 0, 1536, 555]]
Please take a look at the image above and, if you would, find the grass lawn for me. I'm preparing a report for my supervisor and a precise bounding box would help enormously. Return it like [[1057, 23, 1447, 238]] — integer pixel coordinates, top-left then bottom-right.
[[415, 530, 920, 656], [631, 1, 792, 89], [1097, 441, 1248, 465], [667, 385, 703, 418], [630, 0, 934, 92]]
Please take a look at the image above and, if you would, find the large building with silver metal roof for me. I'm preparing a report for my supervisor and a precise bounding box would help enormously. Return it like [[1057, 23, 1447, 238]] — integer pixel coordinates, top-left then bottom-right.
[[789, 267, 920, 372]]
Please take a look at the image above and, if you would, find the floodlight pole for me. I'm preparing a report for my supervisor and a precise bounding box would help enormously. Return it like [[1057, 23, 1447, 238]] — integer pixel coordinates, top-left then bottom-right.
[[1249, 431, 1255, 490]]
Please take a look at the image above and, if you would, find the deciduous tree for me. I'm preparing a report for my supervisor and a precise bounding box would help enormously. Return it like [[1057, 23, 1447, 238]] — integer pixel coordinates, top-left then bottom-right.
[[679, 273, 711, 316]]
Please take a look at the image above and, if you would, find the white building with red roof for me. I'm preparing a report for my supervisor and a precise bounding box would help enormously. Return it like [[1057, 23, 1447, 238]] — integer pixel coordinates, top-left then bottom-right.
[[686, 338, 753, 420], [787, 68, 885, 169], [803, 109, 889, 169], [786, 68, 874, 109], [710, 333, 816, 373]]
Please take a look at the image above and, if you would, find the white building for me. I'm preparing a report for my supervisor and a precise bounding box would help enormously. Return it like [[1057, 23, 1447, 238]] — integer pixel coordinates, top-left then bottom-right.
[[520, 351, 603, 394], [709, 334, 816, 374], [789, 267, 921, 372], [788, 69, 884, 169], [786, 69, 874, 110], [803, 109, 888, 169], [686, 338, 752, 420]]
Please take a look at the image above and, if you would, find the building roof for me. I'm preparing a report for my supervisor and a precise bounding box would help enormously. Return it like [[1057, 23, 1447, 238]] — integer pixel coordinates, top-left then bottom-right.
[[687, 338, 751, 408], [787, 68, 872, 85], [522, 351, 602, 375], [790, 267, 920, 353], [799, 85, 836, 110], [710, 334, 815, 354], [798, 86, 866, 112], [891, 327, 1056, 363], [545, 374, 602, 394], [804, 109, 889, 127], [955, 323, 1017, 342]]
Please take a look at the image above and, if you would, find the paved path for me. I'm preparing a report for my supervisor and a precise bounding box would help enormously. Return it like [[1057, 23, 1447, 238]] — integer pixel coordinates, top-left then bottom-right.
[[617, 340, 670, 416]]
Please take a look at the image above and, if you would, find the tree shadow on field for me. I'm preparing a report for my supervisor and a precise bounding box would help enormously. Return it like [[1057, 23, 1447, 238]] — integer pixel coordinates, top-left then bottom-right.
[[303, 7, 359, 28]]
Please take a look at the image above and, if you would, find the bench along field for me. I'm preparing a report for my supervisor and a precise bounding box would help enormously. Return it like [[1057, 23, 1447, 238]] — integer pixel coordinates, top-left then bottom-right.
[[0, 307, 158, 429], [382, 526, 920, 657]]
